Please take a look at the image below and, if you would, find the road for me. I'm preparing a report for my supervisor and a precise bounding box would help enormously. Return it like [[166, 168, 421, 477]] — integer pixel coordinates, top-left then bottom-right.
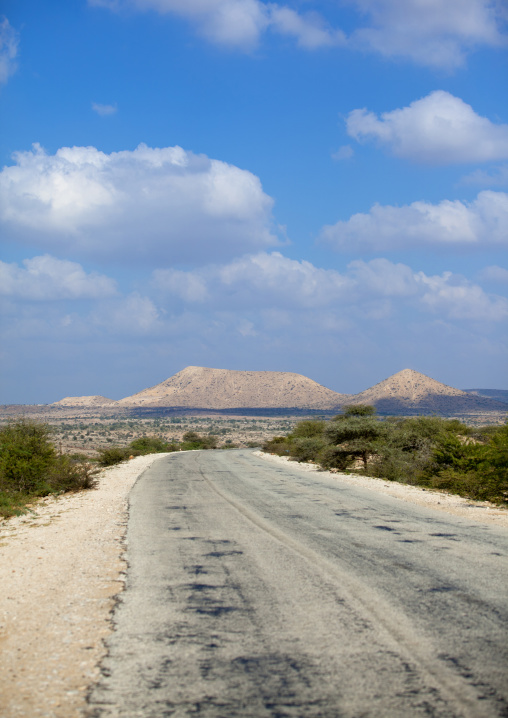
[[87, 449, 508, 718]]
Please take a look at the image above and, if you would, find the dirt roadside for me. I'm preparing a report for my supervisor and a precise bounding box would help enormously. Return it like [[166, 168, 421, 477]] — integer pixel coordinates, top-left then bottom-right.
[[0, 450, 506, 718], [0, 454, 165, 718]]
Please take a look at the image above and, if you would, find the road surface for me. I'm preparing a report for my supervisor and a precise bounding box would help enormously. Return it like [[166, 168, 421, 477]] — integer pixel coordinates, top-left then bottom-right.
[[87, 449, 508, 717]]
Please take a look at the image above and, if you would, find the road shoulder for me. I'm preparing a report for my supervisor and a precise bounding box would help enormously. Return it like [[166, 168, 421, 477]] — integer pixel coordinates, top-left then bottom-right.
[[0, 453, 165, 718]]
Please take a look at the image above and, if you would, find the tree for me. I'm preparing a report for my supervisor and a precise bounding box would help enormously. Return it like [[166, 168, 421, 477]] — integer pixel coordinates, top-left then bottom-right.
[[323, 407, 385, 470]]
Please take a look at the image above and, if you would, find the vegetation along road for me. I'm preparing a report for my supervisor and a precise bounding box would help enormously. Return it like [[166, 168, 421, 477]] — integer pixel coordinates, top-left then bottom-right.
[[87, 449, 508, 717]]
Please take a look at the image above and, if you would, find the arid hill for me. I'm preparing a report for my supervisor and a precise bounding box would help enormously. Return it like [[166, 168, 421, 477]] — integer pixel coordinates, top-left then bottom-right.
[[117, 366, 351, 410], [349, 369, 506, 413], [47, 367, 506, 416], [52, 395, 118, 407]]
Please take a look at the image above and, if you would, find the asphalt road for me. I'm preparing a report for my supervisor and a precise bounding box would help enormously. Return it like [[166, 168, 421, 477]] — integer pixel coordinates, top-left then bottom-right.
[[87, 450, 508, 718]]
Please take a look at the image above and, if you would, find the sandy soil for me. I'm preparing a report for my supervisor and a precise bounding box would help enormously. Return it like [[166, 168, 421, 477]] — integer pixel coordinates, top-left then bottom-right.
[[0, 453, 165, 718], [0, 450, 506, 718]]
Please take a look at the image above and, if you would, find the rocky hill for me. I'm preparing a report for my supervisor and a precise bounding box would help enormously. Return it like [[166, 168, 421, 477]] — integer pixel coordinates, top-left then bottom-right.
[[116, 366, 350, 410], [52, 395, 118, 407], [349, 369, 506, 413], [49, 367, 505, 415]]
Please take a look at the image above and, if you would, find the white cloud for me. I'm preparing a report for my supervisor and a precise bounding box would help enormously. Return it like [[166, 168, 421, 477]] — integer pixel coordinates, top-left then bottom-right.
[[416, 272, 508, 321], [461, 164, 508, 187], [157, 268, 209, 302], [268, 7, 345, 49], [90, 0, 342, 49], [348, 0, 507, 68], [0, 255, 118, 300], [0, 17, 19, 85], [0, 143, 278, 264], [90, 0, 507, 66], [154, 252, 354, 308], [154, 251, 508, 322], [478, 265, 508, 283], [92, 292, 161, 334], [92, 102, 117, 116], [347, 91, 508, 164], [332, 145, 354, 161], [320, 191, 508, 252]]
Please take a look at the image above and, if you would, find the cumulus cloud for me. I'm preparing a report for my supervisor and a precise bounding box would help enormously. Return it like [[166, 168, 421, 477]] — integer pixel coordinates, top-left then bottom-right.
[[320, 191, 508, 252], [0, 143, 278, 264], [0, 17, 19, 85], [90, 0, 507, 66], [0, 255, 118, 300], [348, 0, 508, 68], [268, 6, 345, 49], [347, 91, 508, 165], [91, 292, 161, 334], [154, 252, 354, 309], [154, 251, 508, 322], [92, 102, 117, 116], [416, 271, 508, 321], [90, 0, 343, 49]]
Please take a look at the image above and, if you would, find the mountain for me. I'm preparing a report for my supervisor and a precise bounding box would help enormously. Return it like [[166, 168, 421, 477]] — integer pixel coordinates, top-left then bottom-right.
[[117, 366, 351, 410], [52, 395, 118, 407], [50, 367, 505, 415], [463, 389, 508, 405], [349, 369, 506, 413]]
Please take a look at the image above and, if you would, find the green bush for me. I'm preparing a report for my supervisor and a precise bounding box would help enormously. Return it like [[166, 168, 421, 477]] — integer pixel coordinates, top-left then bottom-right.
[[290, 420, 325, 439], [289, 437, 327, 462], [97, 446, 131, 466], [129, 436, 172, 454], [261, 411, 508, 505], [0, 419, 56, 494], [181, 432, 218, 450], [0, 419, 98, 517], [262, 436, 292, 456]]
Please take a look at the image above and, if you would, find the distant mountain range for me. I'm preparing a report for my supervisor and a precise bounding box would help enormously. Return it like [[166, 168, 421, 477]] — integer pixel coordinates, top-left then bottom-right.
[[51, 366, 507, 415], [463, 389, 508, 405]]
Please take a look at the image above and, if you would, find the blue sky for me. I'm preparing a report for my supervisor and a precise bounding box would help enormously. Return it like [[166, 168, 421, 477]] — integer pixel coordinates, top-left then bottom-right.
[[0, 0, 507, 403]]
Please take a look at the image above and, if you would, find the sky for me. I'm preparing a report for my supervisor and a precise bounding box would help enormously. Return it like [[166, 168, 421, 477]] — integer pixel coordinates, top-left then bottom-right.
[[0, 0, 507, 404]]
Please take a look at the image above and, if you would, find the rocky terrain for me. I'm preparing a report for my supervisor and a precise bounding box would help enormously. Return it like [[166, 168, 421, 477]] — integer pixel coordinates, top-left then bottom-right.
[[1, 367, 506, 420], [116, 366, 351, 410], [52, 395, 117, 407], [348, 369, 507, 413]]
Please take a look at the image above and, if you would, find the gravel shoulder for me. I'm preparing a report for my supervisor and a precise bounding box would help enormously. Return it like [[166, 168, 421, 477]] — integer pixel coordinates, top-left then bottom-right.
[[0, 454, 165, 718], [0, 450, 506, 718]]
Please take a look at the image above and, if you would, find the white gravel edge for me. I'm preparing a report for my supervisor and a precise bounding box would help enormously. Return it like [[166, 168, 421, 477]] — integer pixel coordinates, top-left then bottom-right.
[[0, 453, 166, 718], [253, 451, 508, 527]]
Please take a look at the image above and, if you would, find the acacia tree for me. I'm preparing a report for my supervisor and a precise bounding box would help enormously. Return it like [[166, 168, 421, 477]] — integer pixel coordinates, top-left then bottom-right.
[[322, 405, 385, 470]]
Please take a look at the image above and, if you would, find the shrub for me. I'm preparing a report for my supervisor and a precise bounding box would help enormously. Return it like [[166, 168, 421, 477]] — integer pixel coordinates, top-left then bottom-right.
[[317, 444, 354, 471], [262, 436, 292, 456], [181, 432, 218, 450], [261, 412, 508, 505], [0, 419, 56, 494], [0, 419, 98, 517], [129, 436, 172, 454], [290, 420, 325, 439], [289, 437, 327, 463], [97, 446, 130, 466]]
